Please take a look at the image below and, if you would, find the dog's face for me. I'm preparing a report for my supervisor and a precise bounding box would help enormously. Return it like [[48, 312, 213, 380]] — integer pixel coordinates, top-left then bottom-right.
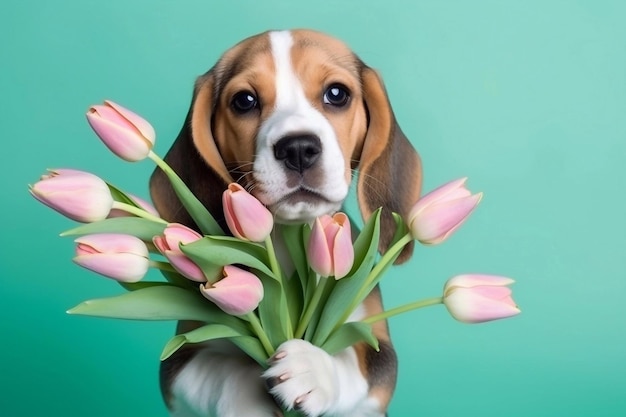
[[151, 29, 422, 261], [207, 30, 367, 223]]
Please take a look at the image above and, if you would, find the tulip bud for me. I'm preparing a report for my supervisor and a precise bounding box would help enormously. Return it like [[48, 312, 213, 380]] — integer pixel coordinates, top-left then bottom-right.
[[199, 265, 264, 315], [73, 234, 149, 282], [307, 213, 354, 279], [408, 177, 482, 245], [443, 274, 520, 323], [86, 100, 156, 161], [223, 183, 273, 242], [153, 223, 205, 282], [29, 169, 114, 222]]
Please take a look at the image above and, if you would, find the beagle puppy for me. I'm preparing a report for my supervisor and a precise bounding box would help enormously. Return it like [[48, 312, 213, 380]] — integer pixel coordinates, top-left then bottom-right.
[[150, 29, 422, 417]]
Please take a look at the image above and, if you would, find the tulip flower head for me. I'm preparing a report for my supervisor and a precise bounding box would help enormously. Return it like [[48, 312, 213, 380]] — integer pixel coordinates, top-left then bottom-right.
[[29, 169, 114, 222], [199, 265, 264, 315], [86, 100, 156, 162], [153, 223, 206, 282], [307, 212, 354, 279], [73, 234, 149, 282], [223, 183, 274, 242], [408, 177, 482, 245], [443, 274, 520, 323]]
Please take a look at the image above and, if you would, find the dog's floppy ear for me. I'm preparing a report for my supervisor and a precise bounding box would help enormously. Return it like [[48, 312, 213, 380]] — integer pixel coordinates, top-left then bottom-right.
[[357, 67, 422, 264], [150, 71, 234, 229]]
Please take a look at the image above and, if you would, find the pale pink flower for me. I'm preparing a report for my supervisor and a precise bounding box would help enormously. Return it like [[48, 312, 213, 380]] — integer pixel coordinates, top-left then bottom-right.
[[199, 265, 264, 315], [86, 100, 155, 161], [73, 233, 149, 282], [223, 183, 273, 242], [153, 223, 205, 282], [29, 169, 114, 222], [307, 213, 354, 279], [443, 274, 521, 323], [408, 177, 482, 245]]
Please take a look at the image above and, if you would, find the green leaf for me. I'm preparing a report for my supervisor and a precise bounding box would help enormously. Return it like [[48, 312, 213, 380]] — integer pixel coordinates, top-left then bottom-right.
[[67, 285, 248, 334], [160, 324, 242, 360], [389, 212, 409, 249], [311, 208, 382, 346], [303, 276, 337, 342], [284, 270, 305, 333], [153, 158, 223, 235], [257, 272, 290, 347], [106, 182, 140, 207], [321, 322, 379, 355], [231, 336, 270, 367], [181, 236, 274, 281], [158, 269, 197, 290], [117, 281, 172, 291], [60, 217, 166, 241], [279, 224, 310, 296]]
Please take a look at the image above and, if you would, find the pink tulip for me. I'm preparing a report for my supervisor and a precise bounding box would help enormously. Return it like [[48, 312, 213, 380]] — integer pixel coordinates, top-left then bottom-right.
[[223, 183, 273, 242], [86, 100, 156, 161], [108, 193, 160, 218], [153, 223, 205, 282], [73, 234, 149, 282], [408, 177, 482, 245], [199, 265, 264, 315], [443, 274, 520, 323], [29, 169, 114, 222], [307, 213, 354, 279]]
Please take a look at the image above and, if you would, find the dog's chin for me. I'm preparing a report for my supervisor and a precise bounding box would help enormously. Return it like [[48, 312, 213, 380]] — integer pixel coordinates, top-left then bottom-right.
[[267, 190, 344, 224]]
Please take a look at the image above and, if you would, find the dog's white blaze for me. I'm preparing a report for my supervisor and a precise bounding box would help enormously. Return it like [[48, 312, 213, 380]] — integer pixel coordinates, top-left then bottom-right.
[[254, 30, 349, 222]]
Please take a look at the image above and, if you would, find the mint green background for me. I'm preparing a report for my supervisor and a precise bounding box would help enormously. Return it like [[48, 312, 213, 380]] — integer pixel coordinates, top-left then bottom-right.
[[2, 1, 625, 416]]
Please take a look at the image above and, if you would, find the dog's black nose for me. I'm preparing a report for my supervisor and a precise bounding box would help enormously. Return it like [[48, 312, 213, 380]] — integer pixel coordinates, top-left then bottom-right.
[[274, 134, 322, 173]]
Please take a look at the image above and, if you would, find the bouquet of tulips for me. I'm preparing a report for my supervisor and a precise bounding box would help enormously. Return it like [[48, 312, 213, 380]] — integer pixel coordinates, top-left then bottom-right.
[[30, 100, 520, 403]]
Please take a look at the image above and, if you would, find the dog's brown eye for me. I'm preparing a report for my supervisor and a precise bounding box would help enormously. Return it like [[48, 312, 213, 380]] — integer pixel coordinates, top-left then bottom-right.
[[231, 91, 258, 114], [323, 84, 350, 107]]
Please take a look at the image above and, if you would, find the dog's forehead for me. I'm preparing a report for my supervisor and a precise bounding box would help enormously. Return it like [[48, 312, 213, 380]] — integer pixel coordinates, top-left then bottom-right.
[[212, 30, 361, 89]]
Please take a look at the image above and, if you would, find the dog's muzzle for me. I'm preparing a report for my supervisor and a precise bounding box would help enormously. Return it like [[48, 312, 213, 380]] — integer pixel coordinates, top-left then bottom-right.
[[274, 134, 322, 173]]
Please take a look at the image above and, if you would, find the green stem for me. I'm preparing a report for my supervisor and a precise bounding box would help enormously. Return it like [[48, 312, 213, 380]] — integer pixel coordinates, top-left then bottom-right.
[[362, 297, 443, 324], [294, 275, 328, 339], [148, 150, 223, 235], [365, 232, 413, 290], [265, 235, 282, 280], [148, 260, 177, 273], [333, 232, 414, 332], [111, 201, 167, 224], [247, 312, 275, 357], [265, 235, 294, 338]]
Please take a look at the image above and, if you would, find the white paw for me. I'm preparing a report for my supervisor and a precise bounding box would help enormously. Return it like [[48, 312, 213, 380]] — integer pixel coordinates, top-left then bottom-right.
[[263, 339, 338, 417]]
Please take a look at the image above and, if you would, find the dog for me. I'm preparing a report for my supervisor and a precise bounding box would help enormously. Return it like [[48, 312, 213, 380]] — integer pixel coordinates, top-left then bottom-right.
[[149, 29, 422, 417]]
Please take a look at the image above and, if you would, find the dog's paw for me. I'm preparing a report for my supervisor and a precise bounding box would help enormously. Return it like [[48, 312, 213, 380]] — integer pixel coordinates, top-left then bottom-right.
[[263, 339, 338, 417]]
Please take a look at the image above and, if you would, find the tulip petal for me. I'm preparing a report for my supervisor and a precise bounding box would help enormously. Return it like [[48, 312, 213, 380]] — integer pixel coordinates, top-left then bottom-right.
[[163, 251, 206, 282], [331, 218, 354, 279], [163, 223, 203, 249], [230, 191, 274, 242], [445, 274, 515, 294], [444, 287, 521, 323], [411, 193, 482, 244], [73, 253, 149, 282], [86, 113, 152, 161], [104, 100, 156, 144], [308, 217, 333, 277], [410, 177, 469, 215], [30, 170, 114, 222], [199, 266, 264, 315], [223, 183, 273, 242], [75, 234, 148, 257]]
